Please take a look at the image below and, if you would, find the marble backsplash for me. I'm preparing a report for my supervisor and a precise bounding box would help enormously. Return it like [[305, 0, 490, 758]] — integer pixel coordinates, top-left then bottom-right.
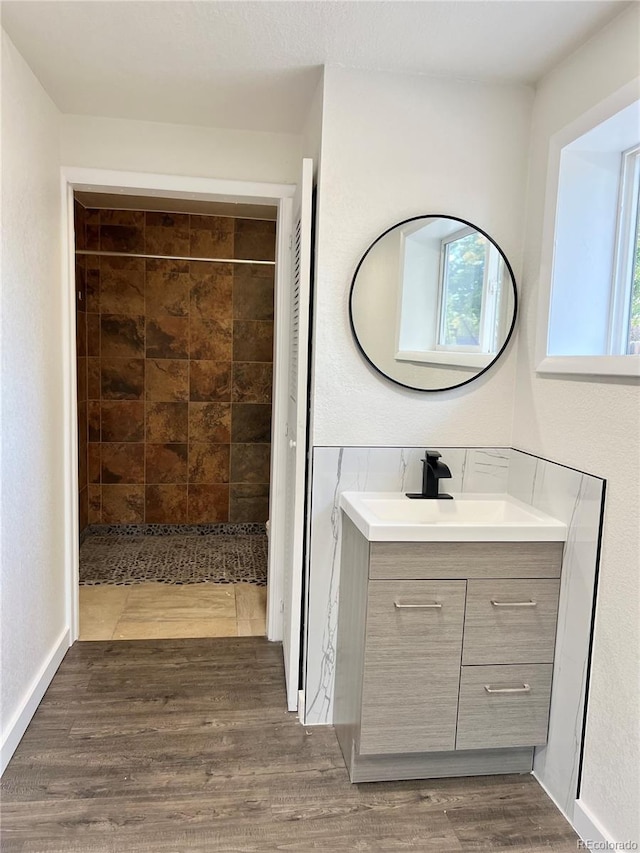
[[303, 445, 604, 826]]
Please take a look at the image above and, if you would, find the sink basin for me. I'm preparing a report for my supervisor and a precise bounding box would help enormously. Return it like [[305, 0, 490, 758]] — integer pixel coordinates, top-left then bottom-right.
[[339, 492, 567, 542]]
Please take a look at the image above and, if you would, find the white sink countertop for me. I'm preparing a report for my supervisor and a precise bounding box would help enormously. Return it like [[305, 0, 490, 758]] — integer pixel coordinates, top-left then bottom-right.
[[339, 492, 567, 542]]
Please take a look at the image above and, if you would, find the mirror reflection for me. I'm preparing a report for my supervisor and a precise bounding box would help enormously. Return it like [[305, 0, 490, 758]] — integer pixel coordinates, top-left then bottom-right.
[[349, 216, 517, 391]]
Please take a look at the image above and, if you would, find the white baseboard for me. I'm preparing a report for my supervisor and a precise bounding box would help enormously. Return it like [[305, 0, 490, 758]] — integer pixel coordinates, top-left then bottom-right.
[[1, 627, 71, 775], [532, 772, 618, 845], [532, 770, 572, 823], [573, 798, 615, 846]]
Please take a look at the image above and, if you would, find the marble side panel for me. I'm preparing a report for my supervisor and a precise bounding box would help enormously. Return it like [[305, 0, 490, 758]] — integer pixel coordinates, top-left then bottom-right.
[[508, 449, 604, 823], [462, 448, 510, 493], [304, 446, 510, 726]]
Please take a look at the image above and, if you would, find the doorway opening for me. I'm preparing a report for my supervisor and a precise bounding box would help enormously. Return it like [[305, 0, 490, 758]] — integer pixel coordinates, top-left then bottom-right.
[[74, 192, 276, 640], [62, 168, 297, 653]]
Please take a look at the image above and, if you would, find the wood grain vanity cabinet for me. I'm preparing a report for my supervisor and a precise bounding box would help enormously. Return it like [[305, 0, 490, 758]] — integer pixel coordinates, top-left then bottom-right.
[[334, 515, 564, 782]]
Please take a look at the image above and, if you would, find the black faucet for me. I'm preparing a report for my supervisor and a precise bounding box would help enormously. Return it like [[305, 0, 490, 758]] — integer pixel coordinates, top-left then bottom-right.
[[406, 450, 453, 500]]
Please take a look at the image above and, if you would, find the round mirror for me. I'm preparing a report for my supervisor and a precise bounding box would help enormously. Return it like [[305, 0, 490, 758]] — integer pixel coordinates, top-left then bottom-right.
[[349, 215, 517, 391]]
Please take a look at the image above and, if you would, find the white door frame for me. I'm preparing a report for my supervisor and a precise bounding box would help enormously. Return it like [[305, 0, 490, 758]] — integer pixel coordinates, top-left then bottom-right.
[[60, 166, 295, 643]]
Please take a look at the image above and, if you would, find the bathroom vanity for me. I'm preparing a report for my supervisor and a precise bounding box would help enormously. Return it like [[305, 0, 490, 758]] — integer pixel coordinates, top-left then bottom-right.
[[334, 492, 567, 782]]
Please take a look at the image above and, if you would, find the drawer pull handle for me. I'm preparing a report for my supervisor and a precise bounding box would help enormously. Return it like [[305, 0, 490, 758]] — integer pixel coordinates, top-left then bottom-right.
[[394, 601, 442, 609], [484, 683, 531, 694], [490, 599, 537, 607]]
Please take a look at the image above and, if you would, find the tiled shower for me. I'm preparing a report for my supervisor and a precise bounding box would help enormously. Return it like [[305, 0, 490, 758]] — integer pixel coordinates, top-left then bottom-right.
[[75, 198, 275, 592]]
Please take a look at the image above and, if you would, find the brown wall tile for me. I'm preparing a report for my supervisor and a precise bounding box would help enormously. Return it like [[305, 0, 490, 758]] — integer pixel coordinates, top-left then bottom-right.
[[187, 484, 229, 523], [86, 224, 100, 253], [100, 210, 144, 226], [189, 402, 231, 443], [87, 313, 100, 356], [76, 206, 275, 526], [189, 316, 233, 361], [101, 401, 144, 442], [145, 212, 190, 256], [87, 358, 102, 400], [85, 260, 100, 306], [145, 484, 188, 524], [101, 443, 145, 484], [100, 225, 145, 253], [146, 359, 189, 402], [88, 443, 101, 484], [145, 444, 188, 484], [190, 262, 233, 318], [88, 485, 102, 524], [230, 484, 270, 523], [74, 201, 87, 251], [190, 216, 234, 258], [79, 487, 89, 533], [231, 404, 272, 443], [100, 210, 145, 253], [99, 257, 145, 313], [230, 443, 271, 484], [234, 219, 276, 261], [77, 357, 87, 403], [101, 358, 144, 400], [232, 363, 272, 403], [189, 361, 231, 402], [233, 320, 273, 362], [76, 307, 87, 357], [88, 401, 101, 442], [78, 401, 88, 489], [146, 316, 189, 359], [102, 484, 145, 524], [146, 402, 189, 443], [232, 263, 274, 321], [145, 259, 190, 317], [188, 443, 229, 484], [101, 314, 145, 358]]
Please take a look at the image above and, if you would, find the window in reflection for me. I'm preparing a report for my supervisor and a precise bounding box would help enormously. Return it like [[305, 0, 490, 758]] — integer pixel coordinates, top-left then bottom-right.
[[396, 219, 508, 369], [438, 228, 502, 352]]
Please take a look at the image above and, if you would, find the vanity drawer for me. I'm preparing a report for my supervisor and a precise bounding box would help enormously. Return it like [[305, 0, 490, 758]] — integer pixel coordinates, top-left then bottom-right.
[[369, 541, 563, 581], [462, 579, 560, 665], [456, 664, 553, 750], [359, 580, 466, 755]]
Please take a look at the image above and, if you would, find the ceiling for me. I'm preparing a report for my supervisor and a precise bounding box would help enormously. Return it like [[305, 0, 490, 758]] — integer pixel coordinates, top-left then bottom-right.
[[1, 1, 631, 134]]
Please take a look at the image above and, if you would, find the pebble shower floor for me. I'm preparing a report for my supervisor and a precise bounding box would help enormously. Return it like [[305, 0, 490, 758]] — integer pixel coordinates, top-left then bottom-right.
[[79, 525, 268, 586]]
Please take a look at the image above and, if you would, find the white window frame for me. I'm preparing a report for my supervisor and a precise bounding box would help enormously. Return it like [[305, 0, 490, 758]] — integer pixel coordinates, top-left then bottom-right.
[[608, 144, 640, 355], [536, 78, 640, 378]]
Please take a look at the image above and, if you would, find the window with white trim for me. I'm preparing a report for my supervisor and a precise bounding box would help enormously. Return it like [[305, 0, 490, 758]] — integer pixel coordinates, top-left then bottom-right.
[[539, 95, 640, 376], [395, 219, 511, 370]]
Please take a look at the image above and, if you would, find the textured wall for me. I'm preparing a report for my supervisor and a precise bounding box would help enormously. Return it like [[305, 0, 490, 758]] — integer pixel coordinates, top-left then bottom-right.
[[61, 114, 301, 184], [512, 6, 640, 843], [1, 31, 66, 757], [309, 66, 533, 447], [76, 205, 275, 525]]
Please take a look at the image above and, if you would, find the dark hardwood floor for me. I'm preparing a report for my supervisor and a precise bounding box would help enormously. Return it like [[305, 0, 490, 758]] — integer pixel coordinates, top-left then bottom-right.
[[1, 638, 579, 852]]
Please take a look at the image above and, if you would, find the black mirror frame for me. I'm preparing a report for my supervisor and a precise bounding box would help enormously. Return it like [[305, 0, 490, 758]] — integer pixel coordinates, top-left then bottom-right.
[[348, 214, 519, 392]]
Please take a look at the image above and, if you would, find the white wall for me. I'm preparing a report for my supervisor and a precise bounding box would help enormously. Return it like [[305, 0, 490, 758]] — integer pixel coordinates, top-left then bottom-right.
[[301, 71, 324, 171], [310, 67, 533, 446], [0, 31, 69, 769], [514, 6, 640, 843], [61, 114, 301, 184]]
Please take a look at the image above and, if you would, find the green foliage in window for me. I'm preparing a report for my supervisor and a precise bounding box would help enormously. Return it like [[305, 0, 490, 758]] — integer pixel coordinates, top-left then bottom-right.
[[441, 233, 486, 346]]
